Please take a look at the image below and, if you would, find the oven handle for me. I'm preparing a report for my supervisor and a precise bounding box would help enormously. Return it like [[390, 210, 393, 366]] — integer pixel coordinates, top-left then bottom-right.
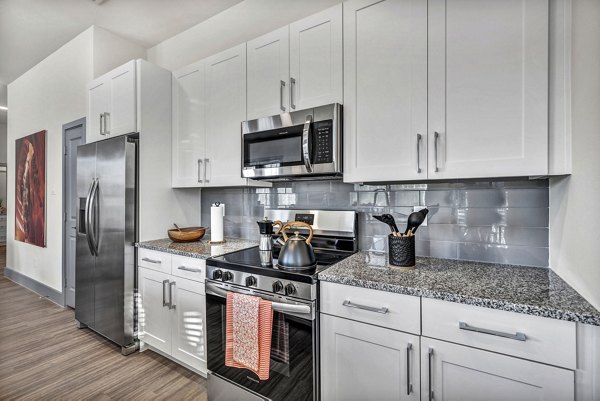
[[206, 282, 312, 316]]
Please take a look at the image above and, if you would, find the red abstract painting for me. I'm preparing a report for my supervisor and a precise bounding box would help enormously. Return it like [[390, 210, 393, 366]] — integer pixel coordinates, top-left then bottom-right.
[[15, 130, 46, 247]]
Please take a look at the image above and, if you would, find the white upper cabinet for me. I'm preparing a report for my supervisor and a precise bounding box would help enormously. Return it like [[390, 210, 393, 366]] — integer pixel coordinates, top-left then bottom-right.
[[87, 60, 136, 143], [108, 61, 137, 137], [427, 0, 549, 179], [343, 0, 551, 183], [245, 5, 343, 121], [87, 80, 109, 144], [204, 44, 248, 187], [289, 4, 343, 110], [247, 26, 290, 119], [343, 0, 428, 183], [172, 61, 206, 188]]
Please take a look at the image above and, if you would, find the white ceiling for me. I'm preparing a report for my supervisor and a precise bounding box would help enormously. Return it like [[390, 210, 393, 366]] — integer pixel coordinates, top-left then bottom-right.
[[0, 0, 244, 85]]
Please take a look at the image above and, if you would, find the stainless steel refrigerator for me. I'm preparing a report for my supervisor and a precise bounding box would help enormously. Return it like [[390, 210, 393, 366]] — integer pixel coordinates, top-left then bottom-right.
[[75, 134, 138, 355]]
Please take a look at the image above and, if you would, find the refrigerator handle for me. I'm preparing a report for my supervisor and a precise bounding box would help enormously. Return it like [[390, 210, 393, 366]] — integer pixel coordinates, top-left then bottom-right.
[[88, 179, 100, 256], [84, 179, 96, 256]]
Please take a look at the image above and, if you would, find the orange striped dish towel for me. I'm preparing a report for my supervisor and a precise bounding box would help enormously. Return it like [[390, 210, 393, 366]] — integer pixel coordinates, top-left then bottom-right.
[[225, 292, 273, 380]]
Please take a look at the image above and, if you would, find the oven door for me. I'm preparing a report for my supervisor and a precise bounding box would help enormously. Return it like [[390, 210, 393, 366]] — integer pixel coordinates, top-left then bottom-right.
[[206, 280, 317, 401]]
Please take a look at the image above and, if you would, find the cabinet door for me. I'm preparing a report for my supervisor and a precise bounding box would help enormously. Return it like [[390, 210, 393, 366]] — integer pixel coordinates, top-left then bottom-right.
[[171, 277, 207, 373], [247, 26, 290, 119], [289, 4, 343, 110], [428, 0, 549, 179], [108, 60, 137, 137], [343, 0, 428, 183], [172, 61, 206, 187], [138, 267, 172, 355], [204, 44, 248, 187], [87, 80, 109, 144], [320, 314, 420, 401], [421, 337, 574, 401]]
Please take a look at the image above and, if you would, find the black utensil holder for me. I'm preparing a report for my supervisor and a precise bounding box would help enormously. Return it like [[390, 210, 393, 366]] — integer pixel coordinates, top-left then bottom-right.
[[388, 234, 415, 267]]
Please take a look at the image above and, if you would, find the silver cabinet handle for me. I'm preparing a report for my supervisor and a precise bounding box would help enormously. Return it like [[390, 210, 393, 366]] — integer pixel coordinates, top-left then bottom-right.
[[99, 114, 105, 136], [459, 321, 527, 341], [416, 133, 422, 173], [434, 131, 440, 172], [290, 77, 296, 109], [280, 80, 286, 112], [169, 281, 176, 310], [302, 115, 313, 173], [342, 300, 388, 314], [428, 347, 434, 401], [197, 159, 203, 183], [204, 158, 210, 183], [162, 279, 169, 307], [103, 112, 110, 135], [406, 343, 413, 395], [141, 257, 161, 264], [177, 266, 202, 273]]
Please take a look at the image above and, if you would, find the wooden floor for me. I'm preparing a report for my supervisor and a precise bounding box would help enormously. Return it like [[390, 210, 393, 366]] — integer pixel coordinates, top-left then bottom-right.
[[0, 246, 208, 400]]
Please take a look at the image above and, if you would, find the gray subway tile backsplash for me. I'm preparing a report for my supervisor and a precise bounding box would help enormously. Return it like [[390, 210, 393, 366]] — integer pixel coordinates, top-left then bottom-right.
[[201, 179, 550, 267]]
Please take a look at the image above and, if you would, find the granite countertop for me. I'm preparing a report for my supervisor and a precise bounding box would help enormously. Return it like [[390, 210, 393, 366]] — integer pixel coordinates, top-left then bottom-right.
[[136, 238, 258, 259], [319, 251, 600, 326]]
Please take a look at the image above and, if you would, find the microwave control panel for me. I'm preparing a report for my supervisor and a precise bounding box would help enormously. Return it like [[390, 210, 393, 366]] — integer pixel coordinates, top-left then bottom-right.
[[313, 120, 334, 164]]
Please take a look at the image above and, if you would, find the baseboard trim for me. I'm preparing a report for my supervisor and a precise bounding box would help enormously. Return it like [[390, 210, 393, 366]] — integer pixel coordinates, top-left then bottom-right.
[[4, 267, 64, 307]]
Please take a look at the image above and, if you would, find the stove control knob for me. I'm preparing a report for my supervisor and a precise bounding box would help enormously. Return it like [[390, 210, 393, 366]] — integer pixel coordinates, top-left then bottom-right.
[[285, 283, 296, 296], [212, 269, 223, 280], [245, 276, 257, 287], [272, 280, 283, 293], [222, 271, 233, 282]]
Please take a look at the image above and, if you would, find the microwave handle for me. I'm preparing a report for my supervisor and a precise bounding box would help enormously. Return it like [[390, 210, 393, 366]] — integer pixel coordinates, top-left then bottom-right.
[[302, 115, 313, 173]]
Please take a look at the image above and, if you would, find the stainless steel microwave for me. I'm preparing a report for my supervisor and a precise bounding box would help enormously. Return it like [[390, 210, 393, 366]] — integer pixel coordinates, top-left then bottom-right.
[[241, 103, 342, 180]]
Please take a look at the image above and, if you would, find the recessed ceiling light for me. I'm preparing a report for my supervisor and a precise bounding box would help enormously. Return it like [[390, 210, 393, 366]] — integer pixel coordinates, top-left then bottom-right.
[[0, 106, 7, 111]]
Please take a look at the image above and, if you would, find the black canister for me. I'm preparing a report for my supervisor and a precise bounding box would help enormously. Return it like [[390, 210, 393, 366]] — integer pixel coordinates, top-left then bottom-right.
[[388, 234, 416, 268]]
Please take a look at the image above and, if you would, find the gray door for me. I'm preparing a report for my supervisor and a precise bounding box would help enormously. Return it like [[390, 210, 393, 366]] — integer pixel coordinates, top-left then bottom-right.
[[63, 119, 85, 308]]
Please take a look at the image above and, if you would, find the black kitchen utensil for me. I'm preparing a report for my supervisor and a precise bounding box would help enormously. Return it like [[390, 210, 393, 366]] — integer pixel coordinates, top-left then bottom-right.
[[404, 208, 429, 235], [374, 214, 399, 235]]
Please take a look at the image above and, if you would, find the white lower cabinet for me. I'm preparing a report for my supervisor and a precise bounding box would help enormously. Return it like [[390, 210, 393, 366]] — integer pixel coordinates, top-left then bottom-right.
[[171, 277, 207, 371], [138, 264, 207, 374], [138, 267, 172, 355], [421, 337, 574, 401], [320, 313, 420, 401], [320, 283, 577, 401]]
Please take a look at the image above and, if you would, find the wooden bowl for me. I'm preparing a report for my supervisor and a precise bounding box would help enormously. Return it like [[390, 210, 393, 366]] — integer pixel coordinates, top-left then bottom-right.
[[168, 227, 207, 243]]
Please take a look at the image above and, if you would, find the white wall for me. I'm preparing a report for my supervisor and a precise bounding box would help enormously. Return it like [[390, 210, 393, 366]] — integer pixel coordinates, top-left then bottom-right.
[[92, 26, 146, 78], [7, 28, 94, 290], [550, 0, 600, 310], [7, 26, 147, 292], [148, 0, 340, 71]]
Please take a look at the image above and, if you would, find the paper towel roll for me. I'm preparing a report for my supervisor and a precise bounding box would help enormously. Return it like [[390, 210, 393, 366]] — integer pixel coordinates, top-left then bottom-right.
[[210, 203, 225, 242]]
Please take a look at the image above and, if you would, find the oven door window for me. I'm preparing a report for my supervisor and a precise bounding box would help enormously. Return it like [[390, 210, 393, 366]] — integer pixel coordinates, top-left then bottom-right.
[[243, 125, 304, 168], [207, 293, 314, 401]]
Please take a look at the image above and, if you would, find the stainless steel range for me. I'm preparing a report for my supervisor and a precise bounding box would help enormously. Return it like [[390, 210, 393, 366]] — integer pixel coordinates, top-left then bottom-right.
[[205, 209, 357, 401]]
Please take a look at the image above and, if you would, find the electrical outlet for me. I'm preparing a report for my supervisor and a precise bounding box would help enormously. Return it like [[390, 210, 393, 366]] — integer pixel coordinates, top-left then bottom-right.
[[413, 205, 427, 226]]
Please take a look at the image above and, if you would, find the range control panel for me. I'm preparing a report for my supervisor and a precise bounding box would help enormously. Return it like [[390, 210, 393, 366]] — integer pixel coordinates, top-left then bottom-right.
[[313, 120, 333, 164], [205, 265, 317, 301]]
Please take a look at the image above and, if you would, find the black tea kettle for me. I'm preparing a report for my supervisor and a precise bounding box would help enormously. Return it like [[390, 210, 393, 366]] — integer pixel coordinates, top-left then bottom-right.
[[277, 222, 317, 270]]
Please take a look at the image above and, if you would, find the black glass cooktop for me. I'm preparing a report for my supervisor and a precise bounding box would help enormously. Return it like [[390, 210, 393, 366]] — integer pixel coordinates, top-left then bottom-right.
[[207, 246, 353, 283]]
